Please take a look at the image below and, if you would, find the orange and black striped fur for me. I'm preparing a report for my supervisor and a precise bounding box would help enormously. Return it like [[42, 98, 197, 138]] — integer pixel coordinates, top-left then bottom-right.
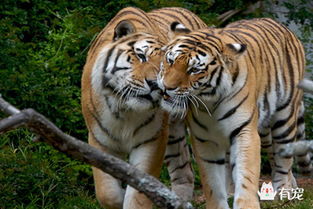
[[157, 18, 311, 209], [81, 7, 206, 209]]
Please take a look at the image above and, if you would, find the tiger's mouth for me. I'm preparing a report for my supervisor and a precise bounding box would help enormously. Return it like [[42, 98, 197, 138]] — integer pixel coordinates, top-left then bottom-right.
[[159, 92, 189, 118], [136, 93, 153, 101], [117, 82, 161, 111]]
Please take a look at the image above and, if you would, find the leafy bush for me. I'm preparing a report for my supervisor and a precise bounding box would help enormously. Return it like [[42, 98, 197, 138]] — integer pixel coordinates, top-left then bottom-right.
[[0, 129, 98, 209]]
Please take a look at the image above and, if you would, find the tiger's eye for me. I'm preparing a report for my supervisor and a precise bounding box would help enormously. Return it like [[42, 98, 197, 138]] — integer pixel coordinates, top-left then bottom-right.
[[137, 54, 147, 62], [189, 68, 201, 74]]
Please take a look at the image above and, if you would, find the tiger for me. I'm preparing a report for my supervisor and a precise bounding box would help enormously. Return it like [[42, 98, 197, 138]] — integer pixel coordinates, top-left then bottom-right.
[[81, 7, 206, 209], [157, 18, 312, 209]]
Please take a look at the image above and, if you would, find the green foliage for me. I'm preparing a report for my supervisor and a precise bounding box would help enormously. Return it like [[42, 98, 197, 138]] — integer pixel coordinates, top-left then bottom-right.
[[0, 129, 98, 208], [283, 0, 313, 26]]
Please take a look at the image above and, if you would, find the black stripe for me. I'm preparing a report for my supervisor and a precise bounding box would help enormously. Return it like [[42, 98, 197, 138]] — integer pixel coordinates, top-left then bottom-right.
[[277, 41, 295, 111], [232, 66, 239, 85], [272, 121, 296, 140], [275, 137, 294, 144], [160, 7, 195, 29], [168, 136, 185, 145], [274, 163, 283, 168], [259, 132, 270, 138], [244, 176, 253, 184], [229, 109, 254, 144], [296, 132, 304, 140], [199, 31, 223, 45], [297, 116, 304, 125], [148, 14, 170, 30], [276, 170, 288, 175], [133, 113, 156, 136], [261, 144, 272, 149], [194, 136, 218, 147], [171, 176, 184, 183], [195, 136, 207, 143], [111, 67, 130, 73], [208, 66, 220, 85], [191, 112, 208, 131], [261, 18, 286, 38], [102, 76, 114, 90], [201, 157, 225, 165], [88, 107, 120, 141], [272, 178, 283, 183], [165, 153, 180, 160], [246, 22, 282, 90], [231, 163, 236, 171], [110, 9, 153, 29], [272, 105, 294, 130], [102, 46, 116, 74], [215, 66, 224, 87], [132, 135, 158, 149], [170, 162, 189, 173], [218, 94, 248, 121]]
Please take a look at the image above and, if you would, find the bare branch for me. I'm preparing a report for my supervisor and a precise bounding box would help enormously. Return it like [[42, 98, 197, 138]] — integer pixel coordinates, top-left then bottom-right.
[[217, 1, 262, 25], [279, 141, 313, 158], [298, 78, 313, 94], [0, 96, 193, 209], [0, 96, 20, 115]]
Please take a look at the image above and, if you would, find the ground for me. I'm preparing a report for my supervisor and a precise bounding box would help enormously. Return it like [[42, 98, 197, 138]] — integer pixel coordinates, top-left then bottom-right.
[[193, 176, 313, 209]]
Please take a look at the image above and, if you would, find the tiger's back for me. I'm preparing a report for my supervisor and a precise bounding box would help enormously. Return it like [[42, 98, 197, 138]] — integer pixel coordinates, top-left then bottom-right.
[[222, 18, 311, 177], [149, 7, 207, 36], [223, 18, 305, 110]]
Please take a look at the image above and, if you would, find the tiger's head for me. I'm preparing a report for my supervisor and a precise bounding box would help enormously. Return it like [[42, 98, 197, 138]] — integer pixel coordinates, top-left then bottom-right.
[[92, 20, 165, 111], [157, 23, 247, 117]]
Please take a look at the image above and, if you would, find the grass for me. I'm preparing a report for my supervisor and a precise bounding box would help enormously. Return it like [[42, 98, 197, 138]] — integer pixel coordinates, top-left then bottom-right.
[[192, 186, 313, 209], [0, 129, 101, 209]]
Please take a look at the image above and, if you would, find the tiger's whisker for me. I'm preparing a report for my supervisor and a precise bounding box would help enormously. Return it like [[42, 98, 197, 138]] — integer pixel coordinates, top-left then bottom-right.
[[187, 96, 199, 116], [193, 95, 212, 116]]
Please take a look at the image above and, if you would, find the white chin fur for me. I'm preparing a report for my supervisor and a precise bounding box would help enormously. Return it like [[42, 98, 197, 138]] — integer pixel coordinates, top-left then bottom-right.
[[160, 99, 185, 116], [125, 97, 153, 111]]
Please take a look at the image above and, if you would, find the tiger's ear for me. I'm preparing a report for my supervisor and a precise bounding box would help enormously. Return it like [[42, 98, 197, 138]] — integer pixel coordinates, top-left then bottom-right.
[[224, 43, 247, 60], [169, 21, 191, 39], [113, 20, 136, 41]]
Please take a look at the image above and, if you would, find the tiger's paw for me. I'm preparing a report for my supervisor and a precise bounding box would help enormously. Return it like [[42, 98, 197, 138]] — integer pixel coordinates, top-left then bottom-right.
[[234, 197, 260, 209], [172, 183, 194, 201]]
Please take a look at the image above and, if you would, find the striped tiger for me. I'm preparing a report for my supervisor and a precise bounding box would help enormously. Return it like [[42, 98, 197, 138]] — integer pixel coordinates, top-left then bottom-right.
[[81, 7, 206, 209], [157, 18, 311, 209]]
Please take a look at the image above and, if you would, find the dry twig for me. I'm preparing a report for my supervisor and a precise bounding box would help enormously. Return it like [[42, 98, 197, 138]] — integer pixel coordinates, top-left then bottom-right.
[[279, 141, 313, 158]]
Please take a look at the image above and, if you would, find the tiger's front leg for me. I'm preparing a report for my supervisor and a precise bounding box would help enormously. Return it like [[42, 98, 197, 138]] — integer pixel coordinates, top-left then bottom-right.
[[191, 136, 229, 209], [89, 133, 125, 209], [165, 118, 194, 201], [123, 128, 168, 209], [230, 123, 261, 209]]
